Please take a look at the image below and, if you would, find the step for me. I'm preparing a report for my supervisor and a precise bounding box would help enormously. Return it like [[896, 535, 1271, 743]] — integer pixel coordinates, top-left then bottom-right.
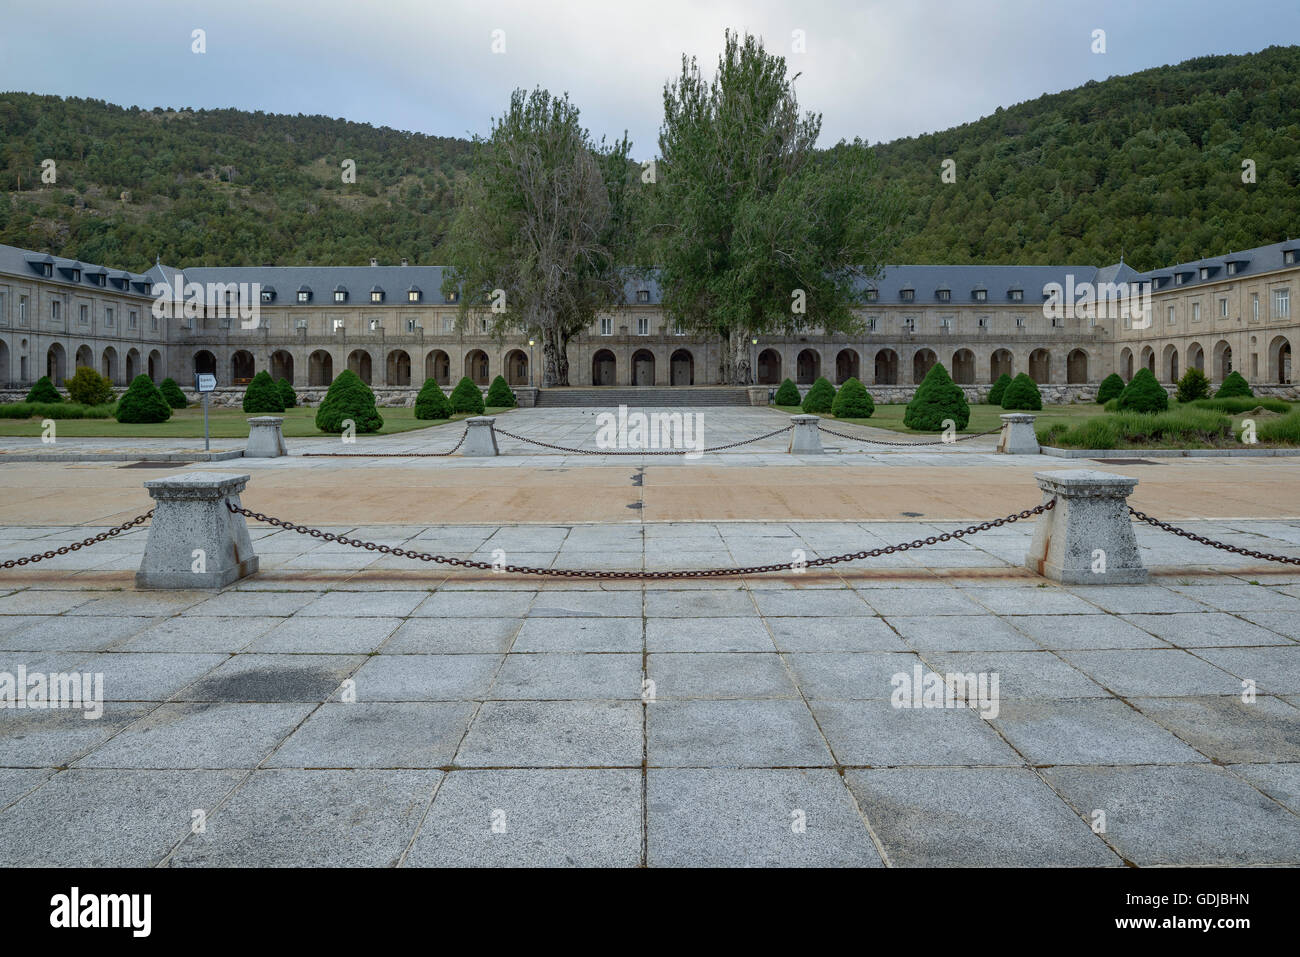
[[537, 388, 753, 407]]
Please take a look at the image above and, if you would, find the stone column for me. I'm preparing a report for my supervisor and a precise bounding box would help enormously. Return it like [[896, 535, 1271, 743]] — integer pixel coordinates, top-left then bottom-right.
[[462, 416, 499, 456], [245, 416, 287, 458], [788, 414, 824, 454], [998, 413, 1039, 454], [1025, 469, 1147, 584], [136, 472, 259, 589]]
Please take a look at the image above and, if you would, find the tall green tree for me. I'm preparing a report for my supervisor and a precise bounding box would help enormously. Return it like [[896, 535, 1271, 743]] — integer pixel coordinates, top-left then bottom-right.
[[441, 88, 631, 386], [644, 30, 901, 383]]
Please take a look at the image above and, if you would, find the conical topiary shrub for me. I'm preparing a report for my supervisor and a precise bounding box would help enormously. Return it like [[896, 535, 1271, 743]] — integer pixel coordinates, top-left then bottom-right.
[[831, 377, 875, 418], [450, 376, 485, 415], [904, 362, 970, 431], [1096, 372, 1125, 404], [1175, 367, 1210, 404], [1215, 370, 1253, 399], [242, 370, 284, 414], [486, 375, 517, 408], [25, 376, 62, 404], [115, 374, 172, 423], [800, 377, 836, 414], [773, 378, 801, 406], [159, 377, 188, 409], [1117, 366, 1168, 413], [987, 373, 1012, 406], [276, 377, 297, 409], [1000, 373, 1043, 411], [315, 369, 384, 433], [414, 378, 453, 420]]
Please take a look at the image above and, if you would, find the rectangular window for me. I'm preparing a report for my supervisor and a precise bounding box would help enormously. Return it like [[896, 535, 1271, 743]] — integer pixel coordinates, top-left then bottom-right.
[[1253, 294, 1260, 322], [369, 318, 381, 331], [637, 316, 649, 336], [406, 318, 417, 332], [866, 317, 877, 332], [903, 316, 915, 332], [443, 317, 454, 333], [18, 295, 27, 326], [1167, 305, 1175, 325], [479, 318, 488, 333], [333, 318, 345, 331], [52, 300, 61, 321], [371, 291, 383, 303], [408, 291, 420, 303], [636, 290, 650, 304], [674, 321, 685, 336], [129, 310, 137, 329], [1219, 298, 1228, 317], [334, 291, 346, 303], [1227, 262, 1238, 275], [1286, 250, 1297, 265], [151, 313, 159, 332], [939, 317, 951, 330], [1016, 316, 1025, 327], [298, 291, 309, 303], [974, 290, 987, 302], [600, 316, 613, 336], [900, 289, 914, 302], [1275, 288, 1291, 319], [977, 315, 987, 328], [865, 289, 878, 302], [80, 304, 88, 324], [1192, 302, 1200, 322], [105, 306, 113, 326], [1010, 289, 1023, 302], [936, 289, 950, 302], [260, 290, 273, 303]]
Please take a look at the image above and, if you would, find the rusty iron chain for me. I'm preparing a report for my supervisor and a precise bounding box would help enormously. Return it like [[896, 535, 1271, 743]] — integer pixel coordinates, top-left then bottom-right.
[[0, 509, 155, 569], [492, 424, 794, 455], [1128, 507, 1300, 566], [225, 499, 1054, 579], [817, 425, 1004, 448], [302, 426, 469, 458]]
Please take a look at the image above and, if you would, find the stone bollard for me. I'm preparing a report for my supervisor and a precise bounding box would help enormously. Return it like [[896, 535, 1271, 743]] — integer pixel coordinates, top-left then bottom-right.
[[462, 416, 499, 457], [998, 413, 1039, 454], [136, 473, 259, 589], [245, 416, 287, 458], [788, 415, 824, 454], [1025, 470, 1147, 585]]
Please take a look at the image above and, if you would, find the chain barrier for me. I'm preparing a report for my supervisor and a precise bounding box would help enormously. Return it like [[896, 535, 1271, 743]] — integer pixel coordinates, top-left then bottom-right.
[[1128, 507, 1300, 566], [0, 509, 154, 569], [492, 424, 793, 455], [817, 424, 1004, 448], [225, 499, 1053, 579], [301, 426, 469, 458]]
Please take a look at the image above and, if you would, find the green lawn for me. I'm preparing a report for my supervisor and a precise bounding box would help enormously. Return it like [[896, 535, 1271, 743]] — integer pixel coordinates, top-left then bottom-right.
[[0, 405, 513, 439], [773, 402, 1103, 435]]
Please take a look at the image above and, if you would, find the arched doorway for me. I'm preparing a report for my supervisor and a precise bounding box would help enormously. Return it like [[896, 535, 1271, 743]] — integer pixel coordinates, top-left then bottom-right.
[[835, 349, 860, 384], [1140, 346, 1155, 375], [591, 349, 616, 386], [990, 349, 1013, 382], [194, 350, 217, 376], [952, 349, 975, 384], [1067, 349, 1088, 384], [504, 349, 529, 386], [1188, 342, 1204, 373], [756, 349, 781, 385], [1029, 349, 1050, 384], [1120, 348, 1134, 380], [126, 348, 140, 381], [231, 350, 255, 384], [271, 350, 294, 384], [148, 350, 162, 382], [0, 341, 8, 386], [426, 350, 450, 385], [671, 349, 694, 386], [348, 349, 373, 385], [1270, 336, 1291, 384], [796, 349, 820, 384], [47, 343, 66, 385], [632, 348, 655, 386], [913, 348, 937, 384], [308, 350, 333, 386], [75, 345, 93, 370], [1162, 344, 1179, 384], [1213, 341, 1233, 381], [100, 346, 117, 384], [464, 349, 489, 385], [387, 349, 411, 386], [874, 349, 898, 385]]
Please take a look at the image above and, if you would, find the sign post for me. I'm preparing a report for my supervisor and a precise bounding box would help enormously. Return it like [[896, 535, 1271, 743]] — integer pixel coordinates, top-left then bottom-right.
[[195, 373, 217, 452]]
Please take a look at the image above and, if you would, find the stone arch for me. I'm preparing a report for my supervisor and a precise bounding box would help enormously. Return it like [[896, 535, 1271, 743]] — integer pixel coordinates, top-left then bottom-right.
[[990, 349, 1013, 382], [309, 350, 333, 386], [1213, 340, 1232, 381], [1162, 343, 1179, 384], [231, 349, 255, 384], [796, 348, 821, 384], [1067, 349, 1088, 384], [348, 349, 373, 385], [271, 350, 294, 384], [75, 344, 94, 370], [1139, 345, 1155, 375], [632, 348, 655, 386], [126, 348, 141, 382], [148, 350, 163, 382], [463, 349, 489, 385], [193, 350, 217, 376], [835, 348, 861, 384], [0, 340, 8, 386], [1187, 342, 1205, 373], [1029, 349, 1050, 384], [100, 345, 117, 384], [671, 348, 695, 386], [387, 349, 411, 386], [591, 349, 616, 386], [874, 348, 899, 385], [912, 348, 937, 384], [504, 349, 529, 386], [47, 342, 67, 384], [1269, 335, 1292, 384], [952, 348, 975, 385], [756, 348, 781, 385], [425, 350, 450, 385], [1119, 347, 1134, 380]]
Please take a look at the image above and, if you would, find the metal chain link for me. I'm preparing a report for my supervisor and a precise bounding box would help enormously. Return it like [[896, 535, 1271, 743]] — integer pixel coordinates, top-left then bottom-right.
[[302, 426, 469, 458], [817, 425, 1004, 448], [1129, 507, 1300, 566], [493, 424, 794, 455], [0, 509, 154, 569], [226, 499, 1053, 579]]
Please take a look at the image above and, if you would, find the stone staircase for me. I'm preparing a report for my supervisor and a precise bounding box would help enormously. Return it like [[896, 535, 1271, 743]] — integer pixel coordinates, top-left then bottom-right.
[[536, 387, 754, 407]]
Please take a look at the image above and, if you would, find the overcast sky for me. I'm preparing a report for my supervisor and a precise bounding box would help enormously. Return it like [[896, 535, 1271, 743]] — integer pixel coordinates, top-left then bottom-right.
[[2, 0, 1297, 158]]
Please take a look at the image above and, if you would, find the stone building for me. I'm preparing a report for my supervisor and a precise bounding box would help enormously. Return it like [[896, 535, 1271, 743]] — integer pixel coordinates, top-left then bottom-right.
[[1, 239, 1297, 401]]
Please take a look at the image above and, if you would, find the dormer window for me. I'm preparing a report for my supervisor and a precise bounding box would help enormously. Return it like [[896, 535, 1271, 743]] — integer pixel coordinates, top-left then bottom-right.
[[70, 268, 80, 282], [334, 287, 347, 303], [370, 288, 384, 303], [636, 290, 650, 304], [260, 290, 274, 303], [1199, 267, 1209, 280], [1227, 262, 1237, 276], [42, 263, 52, 277], [936, 288, 950, 302], [865, 288, 878, 302], [900, 288, 914, 302], [446, 291, 459, 303], [1009, 288, 1023, 302], [1286, 250, 1297, 266], [408, 289, 421, 303], [973, 289, 987, 302], [96, 274, 106, 287], [298, 288, 311, 303]]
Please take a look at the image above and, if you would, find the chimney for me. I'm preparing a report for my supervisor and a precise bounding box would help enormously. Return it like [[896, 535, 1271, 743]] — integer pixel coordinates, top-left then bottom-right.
[[369, 257, 378, 267], [400, 258, 409, 267]]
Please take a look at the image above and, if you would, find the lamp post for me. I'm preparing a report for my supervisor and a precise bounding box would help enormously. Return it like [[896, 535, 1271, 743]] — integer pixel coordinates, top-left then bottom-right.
[[528, 338, 535, 390], [751, 337, 759, 386]]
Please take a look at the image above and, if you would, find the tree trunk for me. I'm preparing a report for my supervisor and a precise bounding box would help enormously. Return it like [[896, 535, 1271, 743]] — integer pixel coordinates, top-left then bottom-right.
[[541, 330, 563, 388], [724, 328, 752, 385], [557, 331, 572, 386]]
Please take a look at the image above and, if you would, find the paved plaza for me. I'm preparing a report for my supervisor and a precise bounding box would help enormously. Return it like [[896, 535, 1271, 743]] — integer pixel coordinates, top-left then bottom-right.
[[1, 406, 1300, 867]]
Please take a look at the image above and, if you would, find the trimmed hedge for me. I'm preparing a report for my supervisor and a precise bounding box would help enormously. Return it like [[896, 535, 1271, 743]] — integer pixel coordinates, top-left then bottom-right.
[[1096, 372, 1125, 404], [1117, 367, 1169, 413], [414, 378, 453, 420], [450, 377, 485, 415], [276, 378, 297, 409], [904, 362, 970, 431], [486, 375, 517, 408], [800, 377, 836, 414], [25, 376, 62, 404], [1215, 370, 1254, 399], [65, 367, 114, 406], [315, 369, 384, 433], [1175, 367, 1211, 403], [987, 373, 1012, 406], [831, 377, 874, 418], [1000, 373, 1042, 411], [242, 370, 285, 414], [159, 377, 188, 408], [773, 378, 801, 406], [115, 375, 172, 423], [0, 401, 115, 420], [1189, 396, 1291, 414]]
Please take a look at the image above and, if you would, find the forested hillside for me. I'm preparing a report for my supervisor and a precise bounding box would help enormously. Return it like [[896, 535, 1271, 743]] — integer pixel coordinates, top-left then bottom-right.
[[2, 44, 1299, 272]]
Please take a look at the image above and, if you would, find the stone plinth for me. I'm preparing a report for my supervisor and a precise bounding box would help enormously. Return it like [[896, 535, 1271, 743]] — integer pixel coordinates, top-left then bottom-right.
[[998, 413, 1039, 454], [136, 472, 259, 589], [462, 416, 499, 457], [788, 415, 824, 454], [1025, 469, 1147, 584], [245, 416, 287, 458]]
